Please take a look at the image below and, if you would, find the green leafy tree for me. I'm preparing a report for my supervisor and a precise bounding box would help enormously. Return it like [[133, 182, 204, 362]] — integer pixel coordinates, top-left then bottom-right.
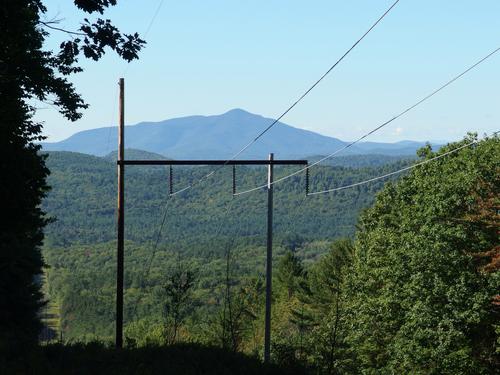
[[0, 0, 144, 354], [348, 134, 500, 374]]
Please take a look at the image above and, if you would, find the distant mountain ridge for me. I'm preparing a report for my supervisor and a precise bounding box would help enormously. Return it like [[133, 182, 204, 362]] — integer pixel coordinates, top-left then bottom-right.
[[42, 108, 439, 159]]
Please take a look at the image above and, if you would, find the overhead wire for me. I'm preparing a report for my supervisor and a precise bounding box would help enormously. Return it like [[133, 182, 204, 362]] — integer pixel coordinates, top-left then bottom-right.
[[220, 195, 247, 339], [132, 180, 237, 321], [105, 0, 167, 157], [144, 195, 173, 276], [143, 176, 235, 292], [143, 0, 166, 39], [307, 130, 498, 195], [104, 85, 119, 156], [130, 187, 172, 320], [112, 0, 170, 310], [122, 0, 166, 77], [169, 0, 401, 197], [233, 46, 500, 196]]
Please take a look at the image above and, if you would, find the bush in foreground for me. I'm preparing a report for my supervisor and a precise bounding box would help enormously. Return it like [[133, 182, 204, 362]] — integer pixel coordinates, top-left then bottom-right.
[[1, 342, 306, 375]]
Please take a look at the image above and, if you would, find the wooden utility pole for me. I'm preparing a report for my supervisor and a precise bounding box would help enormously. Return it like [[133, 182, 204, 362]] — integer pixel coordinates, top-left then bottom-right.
[[114, 117, 307, 355], [264, 153, 274, 363], [116, 78, 125, 349]]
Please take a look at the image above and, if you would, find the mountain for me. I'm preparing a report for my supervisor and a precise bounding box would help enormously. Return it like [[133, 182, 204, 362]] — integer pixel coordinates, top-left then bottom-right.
[[42, 108, 436, 159]]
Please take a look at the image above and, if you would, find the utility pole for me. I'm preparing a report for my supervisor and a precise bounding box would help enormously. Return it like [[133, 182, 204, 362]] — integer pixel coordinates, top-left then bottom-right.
[[113, 107, 307, 355], [114, 157, 307, 356], [116, 78, 125, 349], [264, 153, 274, 363]]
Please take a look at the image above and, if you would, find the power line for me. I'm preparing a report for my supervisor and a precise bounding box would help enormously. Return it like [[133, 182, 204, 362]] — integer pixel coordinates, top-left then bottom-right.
[[122, 0, 166, 77], [307, 131, 498, 195], [150, 180, 230, 276], [104, 84, 119, 156], [224, 0, 401, 161], [132, 188, 236, 321], [129, 188, 172, 321], [146, 179, 236, 285], [234, 47, 500, 196], [169, 0, 401, 196], [101, 0, 167, 174], [143, 0, 166, 38], [112, 0, 169, 304], [144, 195, 172, 276]]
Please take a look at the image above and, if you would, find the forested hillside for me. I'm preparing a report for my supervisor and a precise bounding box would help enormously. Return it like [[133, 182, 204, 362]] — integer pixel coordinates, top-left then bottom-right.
[[41, 151, 409, 342], [8, 0, 498, 374], [40, 135, 499, 373], [43, 150, 410, 248]]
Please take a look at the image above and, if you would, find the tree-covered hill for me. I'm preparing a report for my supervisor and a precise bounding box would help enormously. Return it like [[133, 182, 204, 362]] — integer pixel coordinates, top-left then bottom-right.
[[40, 135, 499, 373], [41, 150, 410, 341], [42, 150, 410, 250]]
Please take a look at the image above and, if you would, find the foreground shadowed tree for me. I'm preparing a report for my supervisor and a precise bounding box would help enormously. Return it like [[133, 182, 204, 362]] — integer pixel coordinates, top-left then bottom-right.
[[0, 0, 144, 355]]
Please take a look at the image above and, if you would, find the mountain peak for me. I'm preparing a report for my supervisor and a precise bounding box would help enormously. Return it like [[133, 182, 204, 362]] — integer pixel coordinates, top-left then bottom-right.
[[225, 108, 250, 114], [222, 108, 255, 117]]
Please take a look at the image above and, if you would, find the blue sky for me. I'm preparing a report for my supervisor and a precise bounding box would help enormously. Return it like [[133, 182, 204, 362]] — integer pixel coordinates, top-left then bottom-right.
[[38, 1, 500, 144]]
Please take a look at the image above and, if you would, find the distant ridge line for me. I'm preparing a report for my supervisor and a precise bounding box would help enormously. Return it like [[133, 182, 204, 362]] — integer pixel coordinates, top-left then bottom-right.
[[42, 109, 439, 159]]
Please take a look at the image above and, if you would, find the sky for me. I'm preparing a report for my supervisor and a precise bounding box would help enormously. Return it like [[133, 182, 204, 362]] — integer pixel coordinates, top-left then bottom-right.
[[37, 0, 500, 144]]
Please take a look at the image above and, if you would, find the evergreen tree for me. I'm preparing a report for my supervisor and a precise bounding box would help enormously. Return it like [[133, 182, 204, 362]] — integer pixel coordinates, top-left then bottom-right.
[[292, 239, 354, 373], [276, 251, 304, 299], [272, 251, 307, 364], [162, 263, 196, 344]]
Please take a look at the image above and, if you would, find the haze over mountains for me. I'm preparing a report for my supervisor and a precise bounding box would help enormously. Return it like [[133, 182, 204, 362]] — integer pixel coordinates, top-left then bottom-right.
[[42, 109, 438, 159]]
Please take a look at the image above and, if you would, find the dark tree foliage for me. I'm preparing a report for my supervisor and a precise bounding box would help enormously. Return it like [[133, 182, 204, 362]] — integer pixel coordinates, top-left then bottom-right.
[[0, 0, 143, 354]]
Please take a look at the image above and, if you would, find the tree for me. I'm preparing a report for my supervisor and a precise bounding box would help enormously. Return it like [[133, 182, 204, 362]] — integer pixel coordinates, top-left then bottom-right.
[[276, 251, 304, 299], [215, 246, 263, 352], [272, 251, 306, 364], [303, 239, 354, 374], [277, 240, 355, 373], [347, 135, 500, 373], [162, 263, 196, 345], [0, 0, 144, 354]]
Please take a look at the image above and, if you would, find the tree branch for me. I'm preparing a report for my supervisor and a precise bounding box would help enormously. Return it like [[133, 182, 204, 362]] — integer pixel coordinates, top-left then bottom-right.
[[38, 21, 86, 36]]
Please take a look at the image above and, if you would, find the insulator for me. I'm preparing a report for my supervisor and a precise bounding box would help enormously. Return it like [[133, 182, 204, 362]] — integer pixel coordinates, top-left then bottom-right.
[[169, 165, 173, 195], [305, 166, 309, 196]]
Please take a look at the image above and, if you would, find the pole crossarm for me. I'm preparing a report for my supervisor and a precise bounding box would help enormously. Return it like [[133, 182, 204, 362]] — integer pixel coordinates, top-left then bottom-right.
[[118, 159, 307, 166]]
